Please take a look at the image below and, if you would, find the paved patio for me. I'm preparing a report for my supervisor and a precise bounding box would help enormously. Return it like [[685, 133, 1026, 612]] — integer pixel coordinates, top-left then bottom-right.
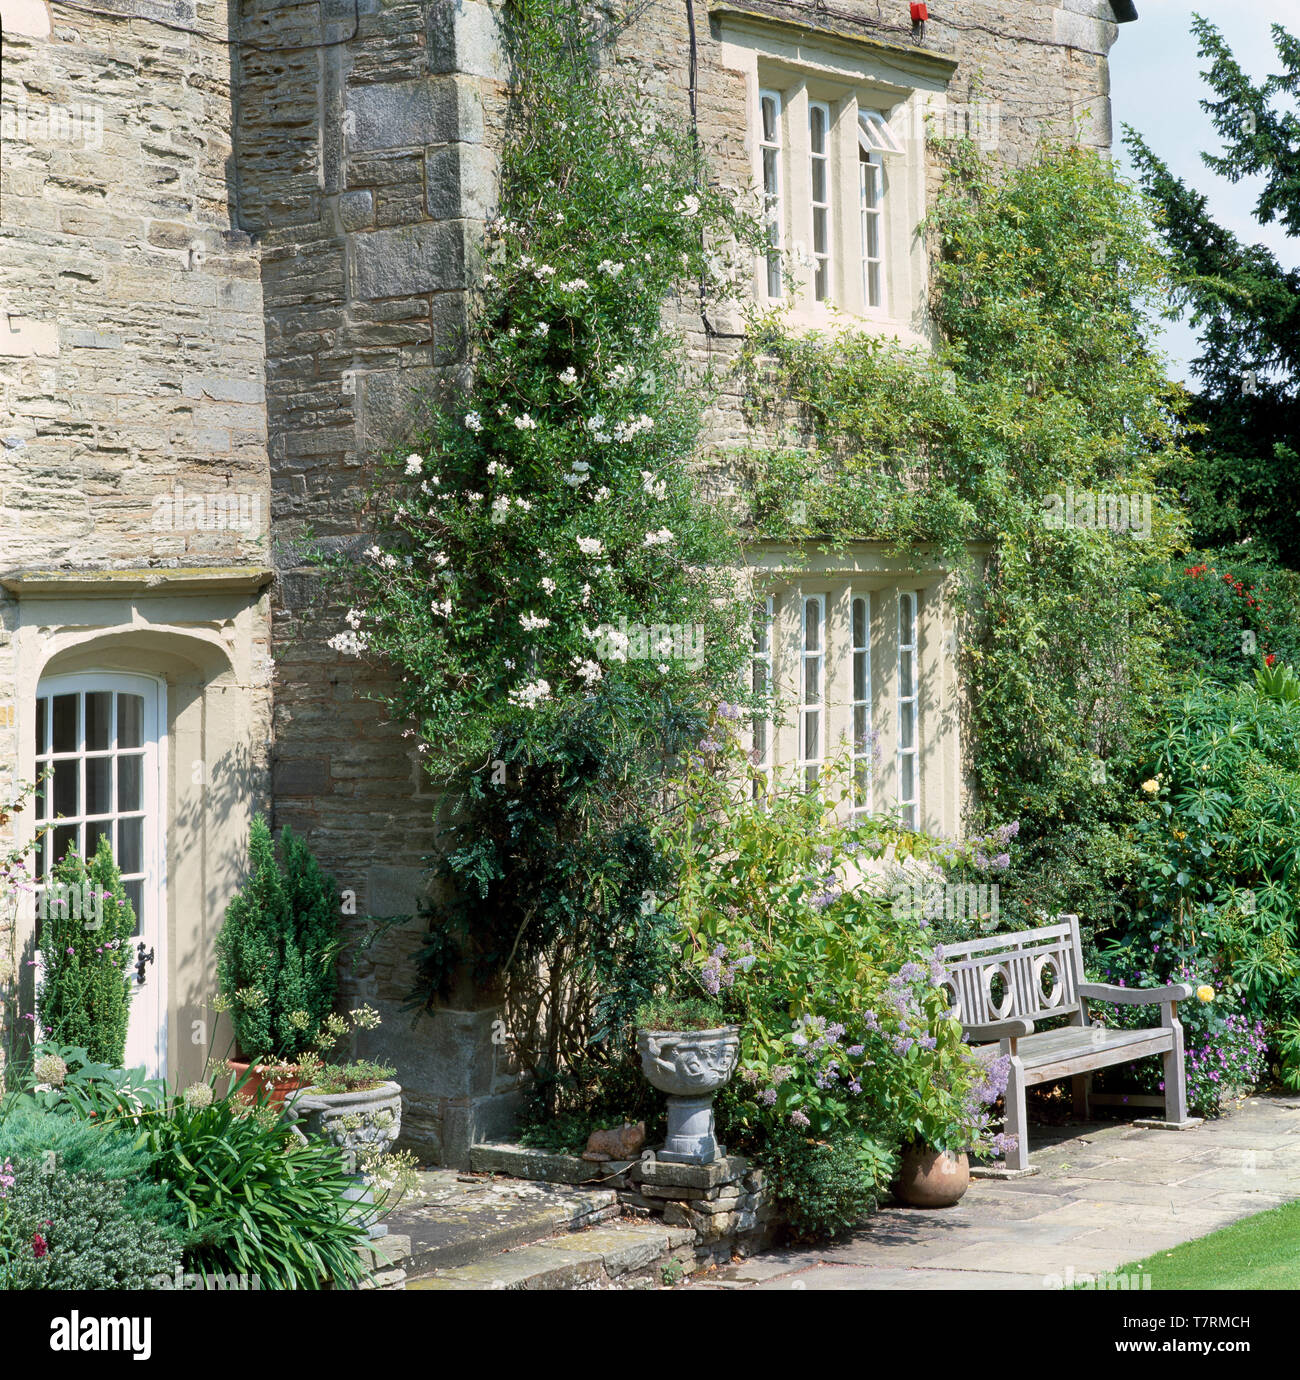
[[700, 1094, 1300, 1290]]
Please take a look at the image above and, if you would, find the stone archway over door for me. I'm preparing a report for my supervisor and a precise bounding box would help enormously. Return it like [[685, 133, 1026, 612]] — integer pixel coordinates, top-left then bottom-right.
[[34, 673, 167, 1077]]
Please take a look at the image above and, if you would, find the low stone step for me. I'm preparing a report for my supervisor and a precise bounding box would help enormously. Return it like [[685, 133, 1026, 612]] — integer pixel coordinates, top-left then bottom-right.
[[385, 1173, 620, 1278], [408, 1221, 696, 1290]]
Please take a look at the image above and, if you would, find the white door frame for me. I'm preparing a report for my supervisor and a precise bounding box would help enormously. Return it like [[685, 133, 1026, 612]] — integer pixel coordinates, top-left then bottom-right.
[[33, 671, 168, 1078]]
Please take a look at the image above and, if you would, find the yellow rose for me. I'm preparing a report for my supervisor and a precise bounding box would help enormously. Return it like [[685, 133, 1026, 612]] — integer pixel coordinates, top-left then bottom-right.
[[1197, 985, 1214, 1003], [1141, 779, 1159, 794]]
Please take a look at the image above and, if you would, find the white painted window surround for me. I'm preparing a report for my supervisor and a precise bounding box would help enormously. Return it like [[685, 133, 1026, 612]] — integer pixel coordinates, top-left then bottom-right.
[[717, 11, 949, 345]]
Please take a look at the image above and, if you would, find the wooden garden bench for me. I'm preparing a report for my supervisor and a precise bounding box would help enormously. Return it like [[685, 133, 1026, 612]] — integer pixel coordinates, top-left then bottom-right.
[[939, 916, 1199, 1172]]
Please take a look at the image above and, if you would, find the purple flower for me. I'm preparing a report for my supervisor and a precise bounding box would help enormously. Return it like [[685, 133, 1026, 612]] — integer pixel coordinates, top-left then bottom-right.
[[789, 1109, 810, 1128]]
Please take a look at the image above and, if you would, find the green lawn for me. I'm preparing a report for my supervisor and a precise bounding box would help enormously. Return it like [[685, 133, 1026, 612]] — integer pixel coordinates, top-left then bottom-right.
[[1118, 1200, 1300, 1289]]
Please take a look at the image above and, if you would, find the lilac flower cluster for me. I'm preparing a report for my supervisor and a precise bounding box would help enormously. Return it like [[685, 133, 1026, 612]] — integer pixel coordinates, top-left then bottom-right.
[[699, 940, 756, 995]]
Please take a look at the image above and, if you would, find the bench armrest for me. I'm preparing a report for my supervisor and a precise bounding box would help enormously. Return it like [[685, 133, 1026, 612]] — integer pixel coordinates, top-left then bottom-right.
[[1078, 982, 1194, 1006], [962, 1017, 1035, 1042]]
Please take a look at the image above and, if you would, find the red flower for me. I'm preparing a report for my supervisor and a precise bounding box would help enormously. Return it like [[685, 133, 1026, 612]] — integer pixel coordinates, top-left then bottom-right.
[[1266, 654, 1277, 667], [32, 1232, 47, 1259]]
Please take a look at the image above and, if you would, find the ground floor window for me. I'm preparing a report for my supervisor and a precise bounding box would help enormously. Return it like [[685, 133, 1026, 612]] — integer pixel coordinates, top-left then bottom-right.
[[749, 582, 928, 827]]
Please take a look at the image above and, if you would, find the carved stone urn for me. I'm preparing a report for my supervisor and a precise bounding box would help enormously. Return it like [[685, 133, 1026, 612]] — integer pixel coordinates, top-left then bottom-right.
[[636, 1025, 741, 1164]]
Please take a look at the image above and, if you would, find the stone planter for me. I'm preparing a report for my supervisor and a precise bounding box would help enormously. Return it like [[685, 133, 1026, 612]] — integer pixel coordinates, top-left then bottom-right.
[[288, 1081, 403, 1241], [288, 1081, 403, 1174], [636, 1026, 740, 1165], [897, 1142, 970, 1208]]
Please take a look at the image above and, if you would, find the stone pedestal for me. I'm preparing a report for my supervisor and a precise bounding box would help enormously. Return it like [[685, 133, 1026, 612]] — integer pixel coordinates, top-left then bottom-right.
[[660, 1093, 725, 1164]]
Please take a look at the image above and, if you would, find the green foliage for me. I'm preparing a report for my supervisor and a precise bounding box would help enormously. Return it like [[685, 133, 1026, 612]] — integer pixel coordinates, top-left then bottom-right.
[[634, 997, 727, 1031], [0, 1107, 185, 1289], [1155, 553, 1300, 685], [758, 1121, 890, 1243], [215, 817, 340, 1061], [738, 139, 1188, 942], [132, 1088, 370, 1290], [330, 0, 763, 1109], [1125, 16, 1300, 565], [654, 723, 1017, 1237], [305, 1060, 395, 1095], [1105, 664, 1300, 1084], [0, 1158, 184, 1290], [36, 837, 135, 1067]]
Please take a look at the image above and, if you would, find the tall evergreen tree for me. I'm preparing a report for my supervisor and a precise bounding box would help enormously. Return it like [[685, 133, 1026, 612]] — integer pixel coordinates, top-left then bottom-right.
[[1125, 14, 1300, 566]]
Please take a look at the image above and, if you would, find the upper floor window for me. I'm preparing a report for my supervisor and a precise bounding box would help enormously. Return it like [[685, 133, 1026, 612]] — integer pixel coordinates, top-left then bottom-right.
[[737, 58, 938, 340]]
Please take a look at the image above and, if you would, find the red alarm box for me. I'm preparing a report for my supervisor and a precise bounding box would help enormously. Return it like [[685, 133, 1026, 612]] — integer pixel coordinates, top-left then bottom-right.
[[911, 2, 929, 20]]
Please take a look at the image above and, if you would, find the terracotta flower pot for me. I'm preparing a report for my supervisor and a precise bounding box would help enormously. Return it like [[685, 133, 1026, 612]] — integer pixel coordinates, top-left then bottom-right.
[[897, 1142, 970, 1208], [226, 1059, 305, 1109]]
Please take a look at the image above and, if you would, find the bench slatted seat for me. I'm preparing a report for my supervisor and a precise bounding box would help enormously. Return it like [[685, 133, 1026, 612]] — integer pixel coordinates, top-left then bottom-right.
[[939, 915, 1199, 1171]]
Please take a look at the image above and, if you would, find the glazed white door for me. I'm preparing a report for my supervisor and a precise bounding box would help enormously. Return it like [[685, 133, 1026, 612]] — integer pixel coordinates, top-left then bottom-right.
[[33, 674, 167, 1077]]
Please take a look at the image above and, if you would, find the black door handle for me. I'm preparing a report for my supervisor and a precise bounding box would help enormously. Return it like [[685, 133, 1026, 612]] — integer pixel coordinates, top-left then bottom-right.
[[136, 942, 155, 985]]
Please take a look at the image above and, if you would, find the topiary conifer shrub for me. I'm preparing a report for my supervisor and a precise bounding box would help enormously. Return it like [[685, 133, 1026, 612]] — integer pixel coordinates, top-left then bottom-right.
[[214, 816, 340, 1061], [36, 837, 136, 1068]]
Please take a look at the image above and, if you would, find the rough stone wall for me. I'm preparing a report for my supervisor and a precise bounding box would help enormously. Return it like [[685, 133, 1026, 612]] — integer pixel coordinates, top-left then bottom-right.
[[240, 0, 1124, 1164], [235, 0, 519, 1164], [0, 0, 271, 1075]]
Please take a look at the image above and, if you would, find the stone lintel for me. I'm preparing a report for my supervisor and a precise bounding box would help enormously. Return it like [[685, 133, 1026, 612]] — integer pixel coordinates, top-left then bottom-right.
[[0, 567, 274, 598], [709, 2, 960, 79]]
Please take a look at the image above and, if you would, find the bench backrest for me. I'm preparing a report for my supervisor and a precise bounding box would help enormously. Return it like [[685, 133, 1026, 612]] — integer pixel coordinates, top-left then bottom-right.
[[939, 915, 1089, 1029]]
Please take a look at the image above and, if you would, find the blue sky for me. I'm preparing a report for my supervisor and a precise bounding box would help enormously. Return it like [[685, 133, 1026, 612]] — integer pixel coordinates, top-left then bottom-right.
[[1108, 0, 1300, 383]]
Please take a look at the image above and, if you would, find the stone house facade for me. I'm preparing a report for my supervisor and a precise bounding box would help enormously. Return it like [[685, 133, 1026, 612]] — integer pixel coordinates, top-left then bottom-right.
[[0, 0, 1134, 1163]]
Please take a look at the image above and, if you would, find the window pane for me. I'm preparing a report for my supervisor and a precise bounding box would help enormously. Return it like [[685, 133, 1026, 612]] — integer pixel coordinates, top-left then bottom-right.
[[118, 694, 144, 750], [854, 703, 868, 748], [762, 95, 778, 143], [900, 647, 913, 695], [86, 818, 112, 862], [86, 757, 113, 816], [804, 657, 820, 702], [118, 816, 143, 876], [804, 710, 819, 761], [763, 147, 779, 193], [900, 701, 915, 750], [815, 257, 829, 300], [85, 692, 112, 752], [853, 597, 867, 647], [901, 753, 915, 801], [118, 754, 143, 813], [52, 824, 79, 869], [805, 600, 821, 651], [854, 656, 866, 703], [812, 160, 826, 205], [867, 261, 881, 307], [52, 694, 77, 754], [123, 880, 143, 938], [51, 760, 78, 818], [34, 776, 46, 820], [36, 698, 48, 756], [34, 832, 47, 882]]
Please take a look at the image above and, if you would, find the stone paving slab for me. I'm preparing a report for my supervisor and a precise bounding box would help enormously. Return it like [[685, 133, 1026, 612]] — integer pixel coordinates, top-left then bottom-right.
[[701, 1095, 1300, 1291], [387, 1170, 619, 1276]]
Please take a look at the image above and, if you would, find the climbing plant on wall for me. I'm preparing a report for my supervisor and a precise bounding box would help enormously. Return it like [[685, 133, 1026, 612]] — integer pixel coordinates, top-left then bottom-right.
[[737, 139, 1192, 933], [329, 0, 763, 1108]]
